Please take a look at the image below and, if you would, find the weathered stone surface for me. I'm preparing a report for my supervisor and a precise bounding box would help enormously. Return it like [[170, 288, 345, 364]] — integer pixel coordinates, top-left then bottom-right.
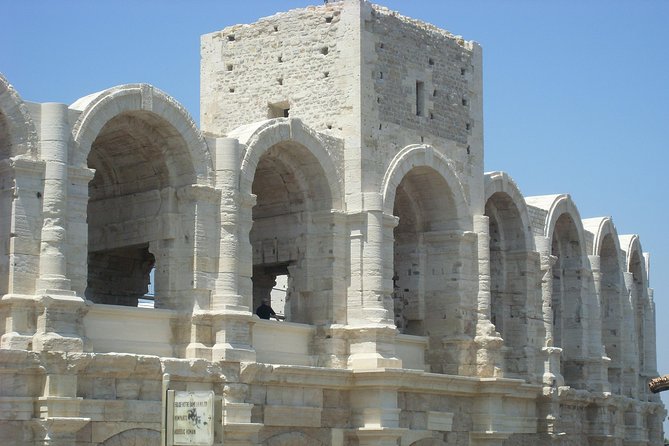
[[0, 1, 663, 445]]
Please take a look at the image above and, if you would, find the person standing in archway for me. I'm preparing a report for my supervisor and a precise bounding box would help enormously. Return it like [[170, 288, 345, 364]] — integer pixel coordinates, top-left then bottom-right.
[[256, 299, 280, 321]]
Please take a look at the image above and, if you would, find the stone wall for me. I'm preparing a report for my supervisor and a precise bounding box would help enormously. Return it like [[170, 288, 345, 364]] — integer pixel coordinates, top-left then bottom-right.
[[0, 1, 664, 445], [201, 2, 350, 138]]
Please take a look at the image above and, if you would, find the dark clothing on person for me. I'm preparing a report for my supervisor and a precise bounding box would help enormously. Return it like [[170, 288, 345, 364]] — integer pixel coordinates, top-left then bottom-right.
[[256, 303, 276, 320]]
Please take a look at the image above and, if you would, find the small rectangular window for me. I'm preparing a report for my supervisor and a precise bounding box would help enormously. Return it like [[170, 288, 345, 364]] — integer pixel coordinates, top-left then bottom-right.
[[268, 101, 290, 118], [416, 81, 425, 117]]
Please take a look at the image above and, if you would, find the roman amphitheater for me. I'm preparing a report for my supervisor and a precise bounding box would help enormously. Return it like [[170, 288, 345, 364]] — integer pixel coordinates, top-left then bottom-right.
[[0, 1, 664, 445]]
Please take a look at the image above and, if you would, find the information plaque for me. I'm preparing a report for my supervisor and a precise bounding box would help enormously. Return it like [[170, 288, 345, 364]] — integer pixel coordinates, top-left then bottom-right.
[[171, 390, 214, 445]]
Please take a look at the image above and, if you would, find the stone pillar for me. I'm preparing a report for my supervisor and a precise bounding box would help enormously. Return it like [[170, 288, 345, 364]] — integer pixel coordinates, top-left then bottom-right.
[[347, 194, 401, 369], [535, 235, 563, 387], [34, 417, 90, 446], [1, 160, 44, 349], [587, 254, 610, 393], [644, 287, 658, 391], [35, 353, 89, 446], [33, 103, 85, 353], [587, 257, 607, 372], [534, 236, 563, 436], [183, 184, 219, 359], [212, 137, 245, 311], [355, 193, 394, 323], [622, 271, 639, 399], [222, 383, 261, 446], [36, 103, 71, 293], [473, 214, 504, 377], [209, 137, 254, 363], [65, 166, 95, 298], [351, 384, 405, 446]]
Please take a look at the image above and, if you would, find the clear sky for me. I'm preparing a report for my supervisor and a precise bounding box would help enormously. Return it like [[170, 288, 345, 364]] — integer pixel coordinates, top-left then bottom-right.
[[3, 0, 668, 430]]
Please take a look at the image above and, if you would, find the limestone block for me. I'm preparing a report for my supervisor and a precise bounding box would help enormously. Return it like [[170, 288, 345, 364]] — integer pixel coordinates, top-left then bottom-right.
[[427, 411, 454, 431], [263, 404, 322, 427], [224, 402, 254, 424], [0, 397, 34, 420]]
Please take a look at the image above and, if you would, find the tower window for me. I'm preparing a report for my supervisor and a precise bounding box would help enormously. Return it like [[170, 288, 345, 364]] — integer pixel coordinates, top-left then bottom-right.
[[416, 81, 425, 117], [268, 101, 290, 118]]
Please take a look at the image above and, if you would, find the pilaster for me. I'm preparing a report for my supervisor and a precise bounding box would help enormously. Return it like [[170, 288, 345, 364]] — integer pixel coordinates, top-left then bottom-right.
[[222, 382, 262, 446]]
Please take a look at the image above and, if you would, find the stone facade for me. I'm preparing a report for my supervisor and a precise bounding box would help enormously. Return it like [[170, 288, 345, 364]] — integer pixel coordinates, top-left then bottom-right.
[[0, 1, 664, 445]]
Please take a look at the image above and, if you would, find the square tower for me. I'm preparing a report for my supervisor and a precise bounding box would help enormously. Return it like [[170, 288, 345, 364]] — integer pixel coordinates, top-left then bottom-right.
[[200, 0, 482, 208]]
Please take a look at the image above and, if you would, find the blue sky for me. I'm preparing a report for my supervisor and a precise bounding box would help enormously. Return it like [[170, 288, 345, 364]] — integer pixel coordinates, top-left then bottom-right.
[[3, 0, 668, 429]]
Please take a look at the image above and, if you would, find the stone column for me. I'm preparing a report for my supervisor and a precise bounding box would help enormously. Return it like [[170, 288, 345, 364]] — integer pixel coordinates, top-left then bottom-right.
[[209, 137, 254, 363], [587, 254, 610, 392], [33, 103, 85, 353], [622, 271, 639, 398], [645, 287, 658, 380], [222, 383, 261, 446], [536, 235, 563, 387], [35, 103, 71, 293], [347, 194, 401, 369], [535, 236, 562, 437], [356, 193, 393, 323], [473, 214, 504, 377], [212, 137, 244, 311]]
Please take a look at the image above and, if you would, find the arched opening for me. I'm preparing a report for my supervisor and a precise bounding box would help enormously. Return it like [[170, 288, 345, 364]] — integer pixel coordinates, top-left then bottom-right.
[[551, 212, 585, 388], [485, 191, 530, 378], [600, 234, 624, 394], [392, 166, 459, 338], [86, 110, 196, 310], [250, 140, 334, 324]]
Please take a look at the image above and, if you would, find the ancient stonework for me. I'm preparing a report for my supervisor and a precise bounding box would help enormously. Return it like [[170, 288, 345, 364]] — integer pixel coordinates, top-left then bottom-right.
[[0, 1, 664, 445]]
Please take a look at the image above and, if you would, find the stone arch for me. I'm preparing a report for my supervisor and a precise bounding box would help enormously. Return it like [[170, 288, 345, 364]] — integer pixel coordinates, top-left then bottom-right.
[[484, 171, 538, 379], [0, 73, 38, 159], [263, 431, 326, 446], [484, 171, 534, 251], [543, 194, 588, 247], [70, 84, 211, 311], [233, 118, 343, 324], [381, 144, 468, 225], [71, 83, 213, 184], [236, 118, 343, 209], [585, 217, 626, 394], [382, 145, 473, 373], [98, 428, 160, 446], [543, 195, 592, 389]]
